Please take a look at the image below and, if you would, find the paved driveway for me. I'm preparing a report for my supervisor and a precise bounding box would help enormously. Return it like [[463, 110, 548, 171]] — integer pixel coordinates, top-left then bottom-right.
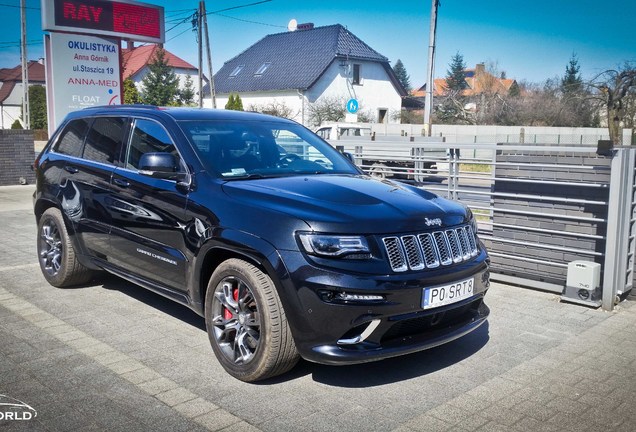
[[1, 185, 635, 431]]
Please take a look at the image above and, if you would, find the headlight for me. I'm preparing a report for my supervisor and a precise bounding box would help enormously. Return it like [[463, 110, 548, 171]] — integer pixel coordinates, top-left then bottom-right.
[[299, 233, 370, 258]]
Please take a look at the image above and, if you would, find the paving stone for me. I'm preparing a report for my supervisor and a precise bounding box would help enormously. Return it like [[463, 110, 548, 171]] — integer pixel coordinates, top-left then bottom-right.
[[1, 185, 636, 432]]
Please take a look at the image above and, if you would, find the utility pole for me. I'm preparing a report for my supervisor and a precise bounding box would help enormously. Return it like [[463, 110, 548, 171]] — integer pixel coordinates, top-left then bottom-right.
[[197, 2, 203, 108], [423, 0, 439, 136], [20, 0, 30, 129], [201, 2, 216, 108]]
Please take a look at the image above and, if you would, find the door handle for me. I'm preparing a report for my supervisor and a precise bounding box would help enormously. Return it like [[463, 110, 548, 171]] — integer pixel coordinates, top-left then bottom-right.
[[113, 178, 130, 188], [64, 165, 79, 174]]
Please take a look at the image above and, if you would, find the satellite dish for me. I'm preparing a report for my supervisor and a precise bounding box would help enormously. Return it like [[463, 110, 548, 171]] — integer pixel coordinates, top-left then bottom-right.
[[287, 19, 298, 32]]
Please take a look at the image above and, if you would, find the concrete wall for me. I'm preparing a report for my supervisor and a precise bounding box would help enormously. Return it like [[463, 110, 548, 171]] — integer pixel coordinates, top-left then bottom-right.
[[0, 130, 36, 186], [366, 123, 619, 145]]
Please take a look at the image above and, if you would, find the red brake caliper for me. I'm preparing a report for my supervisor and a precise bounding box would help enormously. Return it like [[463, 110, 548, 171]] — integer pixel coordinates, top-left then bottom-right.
[[223, 286, 239, 320]]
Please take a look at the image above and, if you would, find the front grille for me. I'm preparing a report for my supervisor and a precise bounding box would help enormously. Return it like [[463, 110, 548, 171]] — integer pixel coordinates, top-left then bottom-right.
[[382, 225, 479, 272]]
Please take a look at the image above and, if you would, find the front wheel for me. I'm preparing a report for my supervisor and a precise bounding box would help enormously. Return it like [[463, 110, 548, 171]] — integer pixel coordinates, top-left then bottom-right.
[[205, 258, 299, 382]]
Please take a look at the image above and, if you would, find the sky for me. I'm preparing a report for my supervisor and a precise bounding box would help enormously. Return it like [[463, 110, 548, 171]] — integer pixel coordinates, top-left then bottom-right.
[[1, 0, 635, 87]]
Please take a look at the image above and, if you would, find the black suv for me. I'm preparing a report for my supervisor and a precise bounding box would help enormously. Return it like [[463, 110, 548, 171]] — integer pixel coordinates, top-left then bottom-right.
[[33, 106, 490, 382]]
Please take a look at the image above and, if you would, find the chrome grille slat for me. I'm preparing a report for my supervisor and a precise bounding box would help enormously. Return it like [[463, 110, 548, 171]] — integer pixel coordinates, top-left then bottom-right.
[[446, 229, 463, 263], [383, 237, 408, 272], [401, 235, 425, 271], [465, 226, 478, 256], [383, 225, 479, 272], [418, 233, 440, 268], [456, 227, 471, 260], [433, 231, 452, 266]]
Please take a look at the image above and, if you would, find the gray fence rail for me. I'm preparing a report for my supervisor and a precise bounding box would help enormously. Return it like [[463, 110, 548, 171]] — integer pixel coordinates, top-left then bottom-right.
[[329, 137, 636, 311]]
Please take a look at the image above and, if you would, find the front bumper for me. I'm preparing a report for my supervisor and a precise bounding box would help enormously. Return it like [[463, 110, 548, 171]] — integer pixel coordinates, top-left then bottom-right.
[[278, 248, 490, 365]]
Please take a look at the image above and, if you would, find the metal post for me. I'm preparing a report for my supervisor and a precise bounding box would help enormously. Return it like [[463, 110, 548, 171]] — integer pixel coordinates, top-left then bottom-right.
[[422, 0, 439, 136], [601, 148, 632, 310], [20, 0, 29, 129]]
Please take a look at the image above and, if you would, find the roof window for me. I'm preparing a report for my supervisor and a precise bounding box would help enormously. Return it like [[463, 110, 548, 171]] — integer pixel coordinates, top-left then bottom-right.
[[229, 65, 244, 77], [254, 63, 271, 76]]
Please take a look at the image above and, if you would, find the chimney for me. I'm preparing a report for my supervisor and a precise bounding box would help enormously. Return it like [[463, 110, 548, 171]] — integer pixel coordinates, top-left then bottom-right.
[[297, 22, 314, 31], [126, 40, 134, 50], [475, 63, 485, 75]]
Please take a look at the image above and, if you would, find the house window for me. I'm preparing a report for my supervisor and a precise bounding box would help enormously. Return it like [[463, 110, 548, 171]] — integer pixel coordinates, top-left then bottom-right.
[[254, 63, 271, 76], [352, 64, 361, 85], [229, 65, 244, 77]]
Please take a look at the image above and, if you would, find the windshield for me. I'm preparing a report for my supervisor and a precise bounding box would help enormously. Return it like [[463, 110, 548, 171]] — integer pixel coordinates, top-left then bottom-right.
[[178, 120, 359, 179]]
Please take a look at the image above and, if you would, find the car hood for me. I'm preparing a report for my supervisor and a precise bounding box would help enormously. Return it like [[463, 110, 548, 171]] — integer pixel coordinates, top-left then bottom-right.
[[221, 175, 469, 234]]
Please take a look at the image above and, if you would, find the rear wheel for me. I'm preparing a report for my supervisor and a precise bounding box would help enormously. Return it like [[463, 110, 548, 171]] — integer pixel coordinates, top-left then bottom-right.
[[37, 208, 93, 287], [369, 162, 389, 179], [205, 258, 299, 382]]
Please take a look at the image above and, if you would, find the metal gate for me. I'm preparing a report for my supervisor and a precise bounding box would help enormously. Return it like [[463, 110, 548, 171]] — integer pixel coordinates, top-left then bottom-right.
[[330, 135, 636, 311]]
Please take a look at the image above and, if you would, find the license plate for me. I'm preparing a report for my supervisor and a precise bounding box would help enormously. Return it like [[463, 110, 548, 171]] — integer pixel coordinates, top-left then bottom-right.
[[422, 278, 474, 310]]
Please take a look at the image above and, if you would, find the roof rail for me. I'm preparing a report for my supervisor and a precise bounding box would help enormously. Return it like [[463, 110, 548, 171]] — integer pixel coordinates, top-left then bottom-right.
[[82, 104, 160, 110]]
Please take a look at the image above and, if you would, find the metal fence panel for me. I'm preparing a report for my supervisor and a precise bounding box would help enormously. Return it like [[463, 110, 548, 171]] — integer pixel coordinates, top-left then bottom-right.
[[329, 136, 635, 310]]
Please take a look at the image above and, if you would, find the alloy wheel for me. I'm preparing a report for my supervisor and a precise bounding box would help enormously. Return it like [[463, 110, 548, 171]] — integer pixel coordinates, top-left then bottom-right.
[[40, 221, 62, 276], [211, 276, 261, 364]]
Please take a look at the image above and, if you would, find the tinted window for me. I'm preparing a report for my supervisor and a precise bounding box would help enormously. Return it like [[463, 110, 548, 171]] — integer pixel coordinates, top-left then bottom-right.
[[126, 119, 180, 170], [179, 120, 357, 179], [54, 118, 90, 157], [83, 117, 126, 164]]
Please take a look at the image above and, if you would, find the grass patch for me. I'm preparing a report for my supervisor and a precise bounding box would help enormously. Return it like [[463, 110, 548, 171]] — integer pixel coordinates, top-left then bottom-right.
[[460, 163, 491, 173]]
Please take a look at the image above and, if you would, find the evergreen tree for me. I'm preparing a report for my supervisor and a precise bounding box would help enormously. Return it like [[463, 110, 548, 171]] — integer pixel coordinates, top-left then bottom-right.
[[178, 75, 196, 106], [225, 93, 243, 111], [11, 119, 23, 129], [392, 59, 411, 92], [234, 94, 243, 111], [28, 85, 47, 130], [225, 94, 235, 110], [140, 47, 180, 106], [445, 52, 467, 93], [123, 79, 140, 104], [508, 81, 521, 98], [561, 54, 583, 95]]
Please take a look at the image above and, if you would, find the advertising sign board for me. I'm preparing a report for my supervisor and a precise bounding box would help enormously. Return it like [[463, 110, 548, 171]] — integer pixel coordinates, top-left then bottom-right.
[[45, 32, 121, 133], [41, 0, 164, 44]]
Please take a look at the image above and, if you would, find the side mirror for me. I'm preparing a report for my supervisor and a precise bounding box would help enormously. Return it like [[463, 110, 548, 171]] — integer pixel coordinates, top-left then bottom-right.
[[138, 152, 179, 179], [343, 152, 356, 163], [138, 152, 193, 191]]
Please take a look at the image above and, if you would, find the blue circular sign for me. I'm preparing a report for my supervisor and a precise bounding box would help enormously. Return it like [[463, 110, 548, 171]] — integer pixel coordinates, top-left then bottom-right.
[[346, 98, 359, 114]]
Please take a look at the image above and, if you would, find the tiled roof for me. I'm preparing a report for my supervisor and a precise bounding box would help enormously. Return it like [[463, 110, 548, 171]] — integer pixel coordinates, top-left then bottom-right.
[[0, 81, 16, 104], [0, 61, 46, 83], [208, 24, 393, 94], [122, 45, 197, 80], [411, 64, 517, 98], [0, 61, 46, 103]]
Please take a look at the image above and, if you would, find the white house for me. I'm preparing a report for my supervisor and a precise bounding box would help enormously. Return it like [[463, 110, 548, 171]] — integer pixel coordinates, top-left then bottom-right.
[[204, 24, 406, 126], [0, 60, 46, 129]]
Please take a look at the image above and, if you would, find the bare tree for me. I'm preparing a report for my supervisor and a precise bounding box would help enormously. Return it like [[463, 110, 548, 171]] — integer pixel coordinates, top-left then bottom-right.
[[307, 96, 347, 127], [247, 100, 298, 120], [588, 64, 636, 144]]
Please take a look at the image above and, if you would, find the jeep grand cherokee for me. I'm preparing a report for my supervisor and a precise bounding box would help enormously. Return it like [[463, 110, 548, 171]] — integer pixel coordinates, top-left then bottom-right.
[[33, 106, 490, 382]]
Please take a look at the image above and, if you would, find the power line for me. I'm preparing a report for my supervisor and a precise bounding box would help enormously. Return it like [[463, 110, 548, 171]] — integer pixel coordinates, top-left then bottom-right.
[[0, 2, 39, 10], [206, 0, 273, 16], [213, 12, 285, 28]]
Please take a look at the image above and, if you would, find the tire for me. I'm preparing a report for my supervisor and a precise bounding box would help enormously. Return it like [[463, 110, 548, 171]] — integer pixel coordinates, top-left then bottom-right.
[[205, 258, 299, 382], [369, 162, 389, 179], [37, 208, 93, 287]]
